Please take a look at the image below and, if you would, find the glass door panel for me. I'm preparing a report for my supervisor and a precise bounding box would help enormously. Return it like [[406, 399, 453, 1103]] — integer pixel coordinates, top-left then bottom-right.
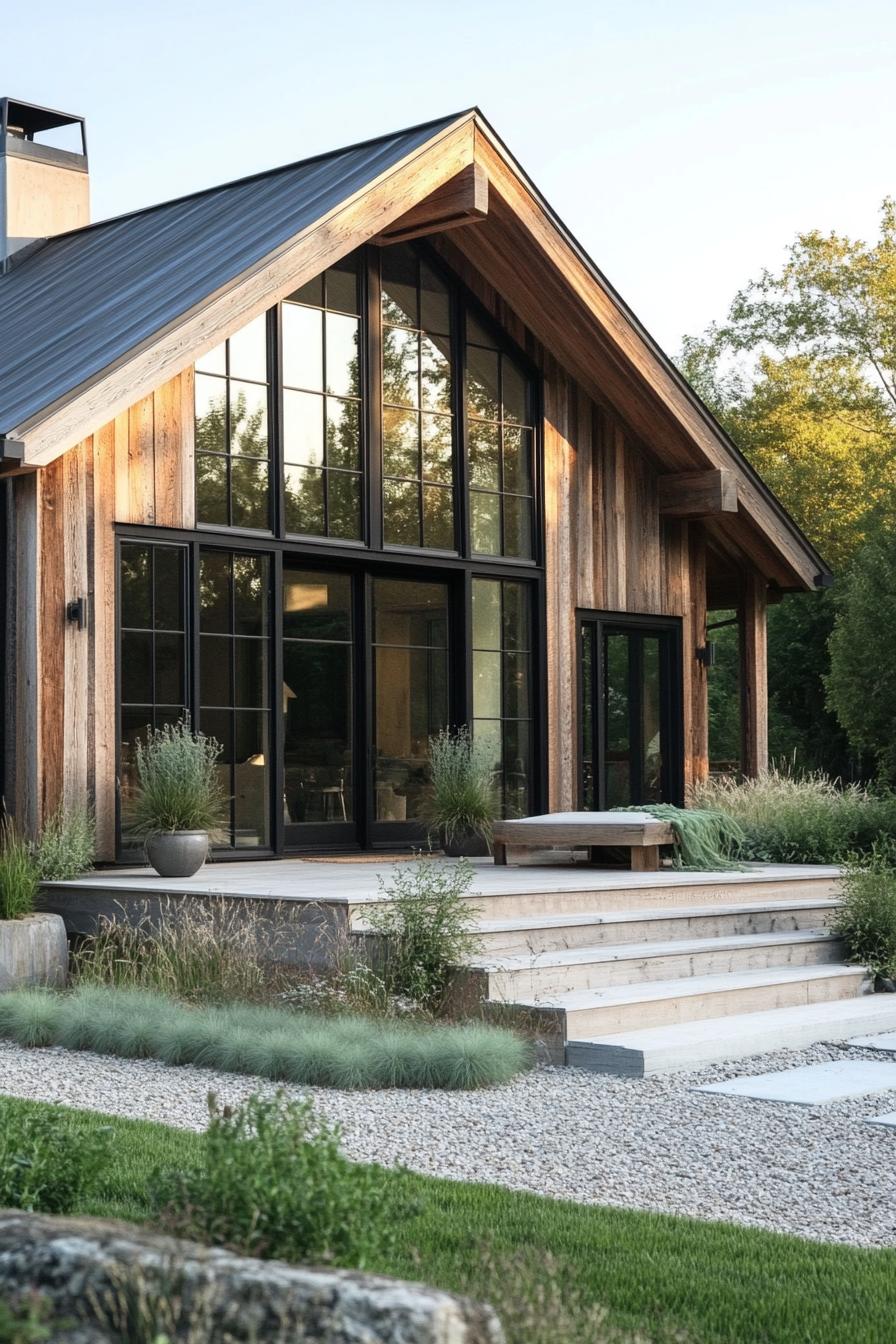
[[282, 567, 356, 847], [371, 578, 449, 832], [580, 615, 682, 811]]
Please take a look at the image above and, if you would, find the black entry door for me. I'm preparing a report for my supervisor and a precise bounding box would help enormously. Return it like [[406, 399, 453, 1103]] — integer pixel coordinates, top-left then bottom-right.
[[579, 613, 683, 810], [281, 563, 453, 850]]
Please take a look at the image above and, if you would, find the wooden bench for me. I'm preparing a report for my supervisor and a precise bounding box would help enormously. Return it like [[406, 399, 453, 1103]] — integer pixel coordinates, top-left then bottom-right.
[[492, 811, 676, 872]]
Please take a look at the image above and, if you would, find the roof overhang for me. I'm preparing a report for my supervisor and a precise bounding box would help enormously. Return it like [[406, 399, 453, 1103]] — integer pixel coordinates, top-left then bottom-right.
[[5, 109, 829, 590]]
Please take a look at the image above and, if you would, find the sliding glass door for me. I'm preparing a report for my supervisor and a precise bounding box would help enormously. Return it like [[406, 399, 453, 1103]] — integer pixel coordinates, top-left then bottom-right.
[[580, 612, 683, 811]]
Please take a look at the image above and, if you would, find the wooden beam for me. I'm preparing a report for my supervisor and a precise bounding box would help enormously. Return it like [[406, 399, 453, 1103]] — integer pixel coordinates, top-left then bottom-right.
[[658, 468, 737, 518], [373, 163, 488, 244], [740, 572, 769, 777]]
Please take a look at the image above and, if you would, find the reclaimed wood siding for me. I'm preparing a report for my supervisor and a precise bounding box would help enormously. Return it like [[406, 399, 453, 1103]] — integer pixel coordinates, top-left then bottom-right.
[[21, 372, 192, 859]]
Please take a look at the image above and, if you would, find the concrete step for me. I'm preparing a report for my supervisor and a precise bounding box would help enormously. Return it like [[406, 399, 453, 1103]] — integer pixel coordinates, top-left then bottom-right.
[[451, 872, 842, 920], [473, 899, 840, 955], [513, 963, 870, 1038], [567, 992, 896, 1076], [471, 929, 844, 999]]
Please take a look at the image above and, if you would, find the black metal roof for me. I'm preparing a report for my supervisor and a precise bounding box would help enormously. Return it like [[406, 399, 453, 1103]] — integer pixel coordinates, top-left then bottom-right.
[[0, 111, 464, 435]]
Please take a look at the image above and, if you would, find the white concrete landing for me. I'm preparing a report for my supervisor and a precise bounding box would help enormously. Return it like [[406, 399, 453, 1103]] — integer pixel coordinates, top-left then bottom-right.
[[849, 1031, 896, 1052], [697, 1060, 896, 1106]]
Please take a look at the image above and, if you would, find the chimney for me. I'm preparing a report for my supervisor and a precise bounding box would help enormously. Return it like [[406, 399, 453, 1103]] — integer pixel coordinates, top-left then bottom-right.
[[1, 98, 89, 271]]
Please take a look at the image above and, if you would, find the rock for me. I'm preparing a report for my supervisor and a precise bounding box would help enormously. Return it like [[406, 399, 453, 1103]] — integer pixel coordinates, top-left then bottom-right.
[[0, 1211, 504, 1344]]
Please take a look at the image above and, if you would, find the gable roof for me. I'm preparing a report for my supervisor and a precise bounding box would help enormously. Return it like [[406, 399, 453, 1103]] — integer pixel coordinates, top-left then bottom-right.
[[0, 107, 830, 589], [0, 111, 464, 436]]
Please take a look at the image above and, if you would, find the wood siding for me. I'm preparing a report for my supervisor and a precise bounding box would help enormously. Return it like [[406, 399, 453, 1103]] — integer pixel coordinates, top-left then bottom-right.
[[13, 372, 193, 859]]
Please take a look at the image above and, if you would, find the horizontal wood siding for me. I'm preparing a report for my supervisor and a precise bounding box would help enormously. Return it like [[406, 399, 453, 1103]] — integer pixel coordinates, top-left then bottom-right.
[[14, 372, 192, 858]]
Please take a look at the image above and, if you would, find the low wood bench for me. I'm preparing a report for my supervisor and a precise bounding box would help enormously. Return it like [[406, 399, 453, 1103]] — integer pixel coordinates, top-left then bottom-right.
[[492, 811, 676, 871]]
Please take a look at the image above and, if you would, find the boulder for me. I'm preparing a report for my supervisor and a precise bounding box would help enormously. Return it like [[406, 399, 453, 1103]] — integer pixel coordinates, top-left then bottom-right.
[[0, 1210, 504, 1343]]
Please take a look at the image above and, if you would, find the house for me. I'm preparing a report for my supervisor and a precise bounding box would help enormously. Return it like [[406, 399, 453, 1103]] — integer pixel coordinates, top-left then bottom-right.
[[0, 98, 830, 864]]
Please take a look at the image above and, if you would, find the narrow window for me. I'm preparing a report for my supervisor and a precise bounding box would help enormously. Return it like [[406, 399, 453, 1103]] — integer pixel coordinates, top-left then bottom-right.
[[118, 542, 189, 848], [198, 550, 272, 849], [282, 257, 364, 540], [195, 317, 271, 530], [466, 316, 535, 560], [381, 246, 455, 550], [472, 578, 533, 816]]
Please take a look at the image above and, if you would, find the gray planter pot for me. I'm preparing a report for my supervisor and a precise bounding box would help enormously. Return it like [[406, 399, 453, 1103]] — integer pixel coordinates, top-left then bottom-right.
[[441, 829, 491, 859], [0, 913, 68, 991], [145, 831, 209, 878]]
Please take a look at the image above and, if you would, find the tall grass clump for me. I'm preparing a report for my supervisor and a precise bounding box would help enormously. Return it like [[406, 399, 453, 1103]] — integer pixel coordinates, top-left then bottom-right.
[[425, 726, 497, 851], [33, 803, 96, 881], [833, 859, 896, 984], [152, 1090, 403, 1267], [614, 803, 744, 870], [128, 719, 227, 838], [0, 819, 38, 921], [72, 897, 294, 1006], [693, 767, 896, 864], [0, 985, 531, 1090], [363, 855, 481, 1011]]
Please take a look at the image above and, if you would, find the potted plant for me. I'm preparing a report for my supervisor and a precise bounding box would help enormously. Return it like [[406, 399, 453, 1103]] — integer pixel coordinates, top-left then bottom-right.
[[129, 719, 227, 878], [0, 818, 67, 990], [425, 726, 497, 858]]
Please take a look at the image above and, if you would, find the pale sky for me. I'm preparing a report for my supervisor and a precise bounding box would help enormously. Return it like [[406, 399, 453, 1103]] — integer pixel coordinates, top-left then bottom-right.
[[5, 0, 894, 353]]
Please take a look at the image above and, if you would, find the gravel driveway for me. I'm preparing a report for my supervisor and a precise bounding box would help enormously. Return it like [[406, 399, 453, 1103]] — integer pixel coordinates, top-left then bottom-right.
[[1, 1039, 894, 1249]]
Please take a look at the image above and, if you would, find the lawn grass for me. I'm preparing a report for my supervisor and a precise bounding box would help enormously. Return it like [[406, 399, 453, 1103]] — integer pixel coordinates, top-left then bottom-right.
[[1, 1095, 893, 1344]]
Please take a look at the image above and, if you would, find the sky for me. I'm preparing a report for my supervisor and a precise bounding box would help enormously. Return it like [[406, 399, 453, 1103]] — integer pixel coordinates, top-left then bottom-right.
[[4, 0, 895, 353]]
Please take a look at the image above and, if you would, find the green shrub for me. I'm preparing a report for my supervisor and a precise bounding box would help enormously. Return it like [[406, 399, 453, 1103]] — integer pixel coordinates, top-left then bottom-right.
[[72, 897, 295, 1005], [152, 1091, 401, 1267], [0, 1104, 110, 1214], [33, 803, 96, 881], [833, 862, 896, 982], [128, 719, 228, 838], [0, 986, 531, 1090], [425, 726, 497, 848], [0, 821, 38, 922], [363, 856, 482, 1011], [614, 803, 744, 870], [693, 768, 896, 864]]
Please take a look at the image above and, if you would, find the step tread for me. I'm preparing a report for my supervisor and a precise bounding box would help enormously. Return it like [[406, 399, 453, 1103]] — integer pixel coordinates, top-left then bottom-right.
[[512, 962, 868, 1010], [473, 898, 840, 935], [569, 993, 896, 1050], [470, 928, 840, 972]]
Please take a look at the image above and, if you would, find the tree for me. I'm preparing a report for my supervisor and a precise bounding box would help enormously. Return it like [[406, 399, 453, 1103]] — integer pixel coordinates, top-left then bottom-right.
[[680, 200, 896, 773], [827, 526, 896, 784]]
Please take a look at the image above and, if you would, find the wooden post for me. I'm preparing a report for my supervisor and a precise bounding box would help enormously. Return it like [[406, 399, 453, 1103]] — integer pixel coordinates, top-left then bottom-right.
[[741, 572, 769, 776]]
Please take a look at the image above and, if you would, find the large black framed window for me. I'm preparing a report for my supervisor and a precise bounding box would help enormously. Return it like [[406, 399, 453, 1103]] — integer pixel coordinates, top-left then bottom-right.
[[195, 317, 271, 530], [117, 541, 189, 849], [472, 578, 535, 817], [193, 242, 540, 567]]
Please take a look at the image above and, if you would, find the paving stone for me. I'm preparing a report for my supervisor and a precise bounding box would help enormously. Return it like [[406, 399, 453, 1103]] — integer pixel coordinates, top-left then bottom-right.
[[696, 1060, 896, 1106], [865, 1111, 896, 1130], [849, 1032, 896, 1052]]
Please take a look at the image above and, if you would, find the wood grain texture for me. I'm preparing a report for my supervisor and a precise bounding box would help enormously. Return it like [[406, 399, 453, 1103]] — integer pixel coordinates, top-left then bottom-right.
[[38, 458, 65, 822], [374, 162, 488, 244], [62, 438, 89, 811], [741, 572, 769, 777], [659, 468, 737, 518]]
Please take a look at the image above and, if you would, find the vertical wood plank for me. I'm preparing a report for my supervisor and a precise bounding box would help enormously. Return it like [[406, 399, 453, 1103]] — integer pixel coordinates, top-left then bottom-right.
[[13, 476, 40, 836], [128, 394, 156, 524], [63, 439, 89, 811], [153, 375, 182, 528], [38, 459, 66, 823], [180, 366, 196, 529], [603, 421, 627, 610], [92, 421, 118, 859], [543, 358, 577, 809], [112, 410, 130, 522], [688, 526, 709, 789], [741, 571, 769, 777], [575, 389, 595, 611]]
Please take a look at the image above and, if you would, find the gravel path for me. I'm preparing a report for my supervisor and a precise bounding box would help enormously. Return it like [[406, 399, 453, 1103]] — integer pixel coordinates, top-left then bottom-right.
[[1, 1039, 894, 1249]]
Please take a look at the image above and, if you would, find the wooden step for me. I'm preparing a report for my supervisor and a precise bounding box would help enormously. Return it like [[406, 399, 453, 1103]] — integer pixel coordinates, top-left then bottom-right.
[[473, 899, 840, 955], [448, 871, 842, 920], [471, 929, 844, 999], [512, 964, 870, 1038], [567, 993, 896, 1076]]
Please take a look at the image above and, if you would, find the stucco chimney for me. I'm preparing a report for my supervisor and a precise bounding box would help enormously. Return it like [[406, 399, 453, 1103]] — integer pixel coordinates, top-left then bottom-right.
[[0, 98, 89, 271]]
